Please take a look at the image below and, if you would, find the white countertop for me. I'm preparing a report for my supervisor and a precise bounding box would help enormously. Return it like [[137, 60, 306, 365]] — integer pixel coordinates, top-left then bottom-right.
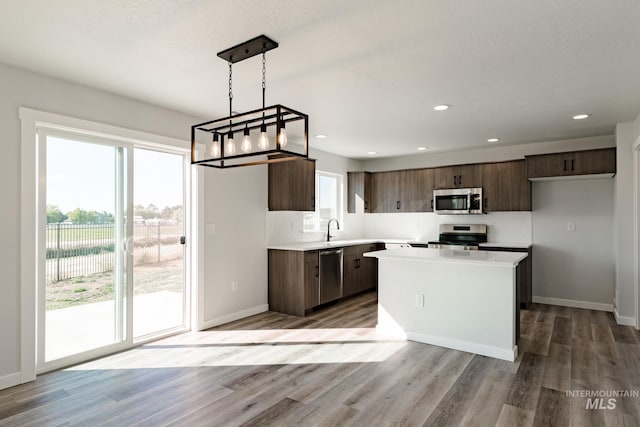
[[267, 239, 531, 252], [364, 247, 527, 267], [267, 238, 409, 251], [479, 242, 532, 249]]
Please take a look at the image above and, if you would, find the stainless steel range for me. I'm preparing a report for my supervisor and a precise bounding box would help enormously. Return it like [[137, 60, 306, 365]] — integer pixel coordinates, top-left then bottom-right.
[[427, 224, 487, 250]]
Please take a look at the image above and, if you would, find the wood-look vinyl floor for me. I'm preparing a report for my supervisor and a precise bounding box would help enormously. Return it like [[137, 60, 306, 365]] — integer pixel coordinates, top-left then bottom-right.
[[1, 291, 640, 426]]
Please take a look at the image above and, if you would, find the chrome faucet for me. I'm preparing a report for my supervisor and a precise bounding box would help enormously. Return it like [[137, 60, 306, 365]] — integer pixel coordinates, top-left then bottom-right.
[[327, 218, 340, 242]]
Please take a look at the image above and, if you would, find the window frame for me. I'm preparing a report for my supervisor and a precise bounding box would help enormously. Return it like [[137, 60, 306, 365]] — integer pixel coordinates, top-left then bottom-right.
[[303, 170, 344, 233]]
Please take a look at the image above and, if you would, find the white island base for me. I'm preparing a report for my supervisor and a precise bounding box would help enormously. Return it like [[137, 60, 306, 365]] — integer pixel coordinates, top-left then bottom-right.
[[365, 248, 527, 362]]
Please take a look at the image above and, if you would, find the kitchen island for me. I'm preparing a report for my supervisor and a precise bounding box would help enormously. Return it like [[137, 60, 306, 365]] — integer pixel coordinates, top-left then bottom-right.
[[364, 247, 527, 361]]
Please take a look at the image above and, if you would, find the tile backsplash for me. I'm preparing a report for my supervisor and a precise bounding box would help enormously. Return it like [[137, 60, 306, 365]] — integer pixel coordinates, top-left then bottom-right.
[[266, 210, 365, 246], [363, 211, 532, 243], [266, 210, 531, 246]]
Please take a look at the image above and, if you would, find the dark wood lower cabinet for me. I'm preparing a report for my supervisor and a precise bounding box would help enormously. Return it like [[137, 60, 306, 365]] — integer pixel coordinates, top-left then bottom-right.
[[269, 243, 383, 316], [268, 249, 318, 317]]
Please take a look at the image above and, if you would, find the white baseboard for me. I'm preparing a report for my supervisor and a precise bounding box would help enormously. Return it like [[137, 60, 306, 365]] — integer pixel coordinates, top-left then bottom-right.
[[613, 307, 636, 327], [404, 331, 517, 362], [532, 296, 613, 312], [0, 372, 22, 391], [200, 304, 269, 330]]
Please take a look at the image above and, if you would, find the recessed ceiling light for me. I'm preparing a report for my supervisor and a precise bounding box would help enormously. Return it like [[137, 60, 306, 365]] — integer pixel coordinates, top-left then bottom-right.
[[487, 138, 500, 143], [417, 146, 428, 151], [572, 114, 591, 120], [367, 151, 377, 155], [315, 134, 327, 139], [433, 104, 451, 111]]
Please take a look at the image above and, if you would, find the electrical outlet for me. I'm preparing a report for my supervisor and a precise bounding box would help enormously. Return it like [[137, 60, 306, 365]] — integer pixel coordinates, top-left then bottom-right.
[[231, 281, 238, 292], [415, 294, 424, 308], [567, 222, 576, 232]]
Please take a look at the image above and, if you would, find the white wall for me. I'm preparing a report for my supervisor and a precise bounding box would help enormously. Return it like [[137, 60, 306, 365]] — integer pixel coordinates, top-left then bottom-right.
[[532, 179, 614, 308], [202, 166, 270, 326], [614, 117, 640, 325]]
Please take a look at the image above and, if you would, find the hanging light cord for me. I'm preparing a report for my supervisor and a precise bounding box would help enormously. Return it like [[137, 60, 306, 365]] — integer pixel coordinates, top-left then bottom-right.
[[262, 51, 266, 110], [228, 61, 233, 126]]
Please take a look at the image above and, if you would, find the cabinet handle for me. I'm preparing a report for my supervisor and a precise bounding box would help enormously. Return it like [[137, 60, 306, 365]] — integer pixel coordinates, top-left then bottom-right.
[[458, 175, 462, 186], [311, 198, 315, 209], [571, 159, 574, 171], [485, 197, 488, 210], [396, 201, 400, 210], [315, 265, 319, 278], [564, 159, 567, 172], [364, 201, 368, 211], [430, 199, 433, 209], [453, 175, 457, 186], [355, 259, 361, 269]]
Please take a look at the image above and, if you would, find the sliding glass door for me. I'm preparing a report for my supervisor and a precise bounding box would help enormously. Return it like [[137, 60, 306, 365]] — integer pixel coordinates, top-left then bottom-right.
[[132, 148, 186, 339], [38, 131, 188, 372]]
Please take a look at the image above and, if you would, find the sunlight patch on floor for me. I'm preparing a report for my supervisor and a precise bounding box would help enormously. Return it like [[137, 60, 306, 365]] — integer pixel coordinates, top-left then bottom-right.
[[68, 327, 408, 370]]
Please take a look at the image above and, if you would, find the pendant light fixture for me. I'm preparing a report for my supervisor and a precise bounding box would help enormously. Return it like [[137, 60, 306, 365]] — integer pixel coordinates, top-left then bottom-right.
[[191, 35, 308, 169]]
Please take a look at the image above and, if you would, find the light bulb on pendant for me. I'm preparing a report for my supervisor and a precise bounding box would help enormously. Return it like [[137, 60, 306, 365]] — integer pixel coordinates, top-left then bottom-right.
[[226, 130, 236, 155], [241, 125, 252, 153], [277, 121, 287, 147], [258, 122, 269, 150], [210, 133, 221, 158]]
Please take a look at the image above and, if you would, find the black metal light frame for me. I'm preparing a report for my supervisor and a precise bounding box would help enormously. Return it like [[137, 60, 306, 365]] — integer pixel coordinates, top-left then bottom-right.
[[191, 35, 309, 169]]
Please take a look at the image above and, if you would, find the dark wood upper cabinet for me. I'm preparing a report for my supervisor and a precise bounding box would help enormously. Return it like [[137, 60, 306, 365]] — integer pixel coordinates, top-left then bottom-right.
[[434, 164, 483, 189], [482, 160, 531, 212], [400, 168, 434, 212], [369, 169, 434, 213], [370, 171, 401, 212], [526, 148, 616, 179], [347, 171, 372, 213], [268, 158, 316, 211]]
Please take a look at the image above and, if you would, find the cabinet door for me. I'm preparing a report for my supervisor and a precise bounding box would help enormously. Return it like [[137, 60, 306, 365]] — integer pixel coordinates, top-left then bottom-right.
[[400, 169, 434, 212], [371, 171, 401, 212], [268, 158, 316, 211], [457, 164, 483, 188], [433, 166, 458, 189], [347, 172, 372, 213], [482, 160, 530, 211], [361, 257, 377, 291], [304, 251, 319, 309], [364, 172, 372, 213], [526, 153, 567, 178], [571, 148, 616, 175], [343, 254, 361, 297]]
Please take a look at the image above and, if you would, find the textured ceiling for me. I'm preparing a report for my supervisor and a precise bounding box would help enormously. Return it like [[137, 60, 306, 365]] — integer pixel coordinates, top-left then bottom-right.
[[1, 0, 639, 158]]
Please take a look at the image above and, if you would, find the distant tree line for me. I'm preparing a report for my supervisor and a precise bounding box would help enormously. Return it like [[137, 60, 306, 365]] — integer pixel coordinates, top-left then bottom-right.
[[134, 204, 183, 222], [46, 204, 182, 224]]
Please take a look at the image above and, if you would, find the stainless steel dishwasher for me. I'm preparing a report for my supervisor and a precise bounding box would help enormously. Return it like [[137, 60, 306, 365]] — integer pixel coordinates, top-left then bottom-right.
[[319, 248, 343, 304]]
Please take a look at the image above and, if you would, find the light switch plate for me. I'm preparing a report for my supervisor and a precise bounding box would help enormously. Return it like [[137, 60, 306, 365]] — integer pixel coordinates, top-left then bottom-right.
[[206, 223, 216, 235], [567, 222, 575, 232], [416, 294, 424, 308]]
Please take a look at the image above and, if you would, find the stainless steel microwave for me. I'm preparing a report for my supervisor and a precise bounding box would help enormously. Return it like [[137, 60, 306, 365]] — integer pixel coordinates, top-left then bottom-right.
[[433, 188, 483, 214]]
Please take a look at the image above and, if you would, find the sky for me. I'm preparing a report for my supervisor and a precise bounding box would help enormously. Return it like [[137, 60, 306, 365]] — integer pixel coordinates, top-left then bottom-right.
[[47, 136, 184, 214]]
